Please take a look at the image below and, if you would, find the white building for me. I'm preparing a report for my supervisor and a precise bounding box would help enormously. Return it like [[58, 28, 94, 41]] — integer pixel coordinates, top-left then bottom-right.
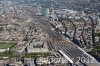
[[95, 17, 100, 32]]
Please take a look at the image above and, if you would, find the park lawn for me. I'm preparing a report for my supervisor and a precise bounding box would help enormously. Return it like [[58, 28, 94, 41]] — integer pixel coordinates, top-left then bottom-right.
[[0, 42, 14, 49]]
